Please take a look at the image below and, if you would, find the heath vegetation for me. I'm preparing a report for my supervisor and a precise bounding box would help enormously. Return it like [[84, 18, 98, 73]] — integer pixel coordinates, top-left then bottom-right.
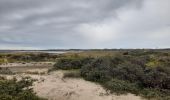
[[0, 76, 46, 100], [53, 50, 170, 100]]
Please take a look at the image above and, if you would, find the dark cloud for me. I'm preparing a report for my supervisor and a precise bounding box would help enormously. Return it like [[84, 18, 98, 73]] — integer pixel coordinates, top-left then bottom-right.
[[0, 0, 169, 49]]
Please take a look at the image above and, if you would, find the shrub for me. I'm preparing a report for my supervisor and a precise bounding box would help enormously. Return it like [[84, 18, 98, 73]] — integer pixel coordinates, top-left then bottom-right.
[[0, 76, 46, 100], [0, 67, 14, 75], [112, 62, 145, 83], [142, 66, 170, 89], [103, 79, 139, 94], [63, 70, 81, 78], [53, 51, 170, 100], [54, 57, 93, 70]]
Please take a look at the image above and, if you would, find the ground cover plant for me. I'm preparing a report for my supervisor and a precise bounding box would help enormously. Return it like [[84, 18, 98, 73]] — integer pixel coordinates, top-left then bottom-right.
[[0, 53, 59, 63], [0, 76, 46, 100], [54, 50, 170, 100]]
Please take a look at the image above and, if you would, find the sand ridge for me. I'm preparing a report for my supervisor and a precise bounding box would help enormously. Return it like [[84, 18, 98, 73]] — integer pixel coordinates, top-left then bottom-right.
[[32, 71, 144, 100], [0, 63, 144, 100]]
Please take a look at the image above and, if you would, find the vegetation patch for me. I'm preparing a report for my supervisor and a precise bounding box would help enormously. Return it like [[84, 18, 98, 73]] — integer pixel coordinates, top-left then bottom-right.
[[0, 76, 46, 100], [0, 67, 14, 75], [24, 71, 46, 75], [54, 57, 94, 70], [63, 70, 81, 78], [53, 50, 170, 100]]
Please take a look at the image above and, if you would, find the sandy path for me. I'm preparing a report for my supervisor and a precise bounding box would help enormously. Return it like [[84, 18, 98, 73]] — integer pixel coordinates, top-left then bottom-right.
[[32, 71, 145, 100], [1, 70, 145, 100], [0, 62, 55, 68]]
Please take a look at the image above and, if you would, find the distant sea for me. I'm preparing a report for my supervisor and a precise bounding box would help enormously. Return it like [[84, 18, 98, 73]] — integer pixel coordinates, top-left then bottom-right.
[[0, 50, 67, 54]]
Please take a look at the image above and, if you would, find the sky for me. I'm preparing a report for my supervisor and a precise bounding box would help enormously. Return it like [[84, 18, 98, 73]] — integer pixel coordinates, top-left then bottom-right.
[[0, 0, 170, 49]]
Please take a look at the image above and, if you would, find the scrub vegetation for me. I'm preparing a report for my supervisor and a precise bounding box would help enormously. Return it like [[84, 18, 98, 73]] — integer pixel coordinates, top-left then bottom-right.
[[0, 76, 46, 100], [0, 49, 170, 100], [0, 53, 59, 63], [53, 50, 170, 100]]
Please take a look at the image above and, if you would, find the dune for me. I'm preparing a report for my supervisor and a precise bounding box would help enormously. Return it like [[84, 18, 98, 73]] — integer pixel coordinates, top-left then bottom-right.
[[32, 71, 145, 100]]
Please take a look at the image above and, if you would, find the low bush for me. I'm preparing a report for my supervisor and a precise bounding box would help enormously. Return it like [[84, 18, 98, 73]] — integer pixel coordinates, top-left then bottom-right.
[[63, 70, 81, 78], [0, 76, 46, 100], [0, 67, 14, 75], [54, 57, 93, 70], [103, 79, 139, 94], [53, 51, 170, 100]]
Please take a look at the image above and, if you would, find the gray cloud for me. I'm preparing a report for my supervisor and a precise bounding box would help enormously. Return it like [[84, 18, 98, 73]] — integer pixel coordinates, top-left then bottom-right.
[[0, 0, 169, 49]]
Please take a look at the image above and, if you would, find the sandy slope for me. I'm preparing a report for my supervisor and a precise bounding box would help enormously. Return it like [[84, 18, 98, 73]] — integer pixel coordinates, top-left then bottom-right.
[[32, 71, 144, 100], [0, 63, 144, 100]]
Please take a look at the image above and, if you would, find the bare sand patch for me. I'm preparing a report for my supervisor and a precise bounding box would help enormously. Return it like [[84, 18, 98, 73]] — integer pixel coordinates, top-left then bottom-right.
[[32, 71, 145, 100], [0, 62, 55, 68], [0, 66, 145, 100]]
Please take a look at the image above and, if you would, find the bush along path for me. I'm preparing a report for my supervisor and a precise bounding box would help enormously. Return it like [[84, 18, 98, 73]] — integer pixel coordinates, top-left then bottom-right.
[[0, 76, 46, 100], [53, 52, 170, 100]]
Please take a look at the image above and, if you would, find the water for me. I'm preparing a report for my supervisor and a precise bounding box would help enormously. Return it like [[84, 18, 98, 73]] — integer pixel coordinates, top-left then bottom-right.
[[0, 50, 67, 54]]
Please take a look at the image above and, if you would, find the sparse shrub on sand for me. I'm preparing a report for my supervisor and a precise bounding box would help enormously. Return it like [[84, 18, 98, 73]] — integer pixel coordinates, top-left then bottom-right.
[[0, 67, 14, 75], [0, 76, 46, 100], [53, 50, 170, 100]]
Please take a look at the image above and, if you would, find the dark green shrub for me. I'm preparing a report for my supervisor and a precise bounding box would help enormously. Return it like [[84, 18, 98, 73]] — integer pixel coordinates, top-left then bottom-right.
[[16, 90, 46, 100], [53, 51, 170, 100], [142, 66, 170, 89], [0, 77, 46, 100], [0, 67, 14, 75], [80, 57, 113, 82], [63, 70, 81, 78], [0, 94, 13, 100], [141, 88, 170, 100], [54, 58, 82, 70], [103, 79, 139, 94], [54, 57, 94, 70], [112, 62, 144, 83]]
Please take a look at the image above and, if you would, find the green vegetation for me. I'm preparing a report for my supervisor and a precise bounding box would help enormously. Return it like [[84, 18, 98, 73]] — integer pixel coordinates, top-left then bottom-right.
[[0, 76, 46, 100], [63, 70, 81, 78], [0, 53, 59, 63], [0, 67, 14, 75], [54, 57, 93, 70], [53, 50, 170, 100], [1, 50, 170, 99], [24, 71, 46, 75]]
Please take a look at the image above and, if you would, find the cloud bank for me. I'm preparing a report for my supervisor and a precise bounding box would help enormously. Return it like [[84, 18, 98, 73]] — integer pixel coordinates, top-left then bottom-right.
[[0, 0, 170, 49]]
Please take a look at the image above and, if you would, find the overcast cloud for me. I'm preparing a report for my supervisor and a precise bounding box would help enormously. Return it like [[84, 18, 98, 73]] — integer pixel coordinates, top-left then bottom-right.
[[0, 0, 170, 49]]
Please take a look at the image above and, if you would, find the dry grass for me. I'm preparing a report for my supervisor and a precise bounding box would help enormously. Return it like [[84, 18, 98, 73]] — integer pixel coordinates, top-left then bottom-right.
[[61, 51, 121, 58], [63, 70, 81, 78]]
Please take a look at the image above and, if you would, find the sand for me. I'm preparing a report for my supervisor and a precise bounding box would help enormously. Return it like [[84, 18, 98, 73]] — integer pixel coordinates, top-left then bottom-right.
[[32, 71, 145, 100], [0, 62, 55, 68], [0, 63, 145, 100]]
